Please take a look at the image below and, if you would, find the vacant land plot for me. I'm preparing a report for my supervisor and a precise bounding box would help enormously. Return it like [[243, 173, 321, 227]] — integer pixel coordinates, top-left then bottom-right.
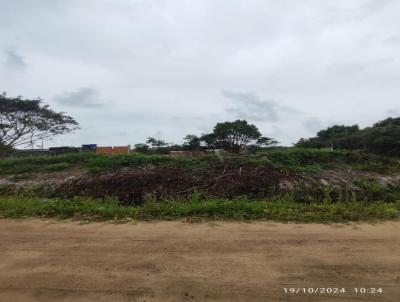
[[0, 220, 399, 302]]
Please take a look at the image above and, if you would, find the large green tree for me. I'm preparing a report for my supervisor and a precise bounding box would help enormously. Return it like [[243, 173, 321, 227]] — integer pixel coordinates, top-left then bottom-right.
[[207, 120, 270, 152], [182, 134, 201, 151], [0, 93, 79, 148]]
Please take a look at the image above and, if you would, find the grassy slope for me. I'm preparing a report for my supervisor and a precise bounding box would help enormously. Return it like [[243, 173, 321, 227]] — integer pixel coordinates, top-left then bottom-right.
[[1, 148, 400, 174], [1, 148, 400, 222]]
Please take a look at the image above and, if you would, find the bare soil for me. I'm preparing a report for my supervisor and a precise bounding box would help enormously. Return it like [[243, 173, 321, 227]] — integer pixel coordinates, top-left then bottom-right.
[[0, 219, 399, 302]]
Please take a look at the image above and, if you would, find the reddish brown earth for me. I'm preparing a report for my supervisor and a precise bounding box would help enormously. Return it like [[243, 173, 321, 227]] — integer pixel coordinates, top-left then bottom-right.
[[0, 219, 399, 302]]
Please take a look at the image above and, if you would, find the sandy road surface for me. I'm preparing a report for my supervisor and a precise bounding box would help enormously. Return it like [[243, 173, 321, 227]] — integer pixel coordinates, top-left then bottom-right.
[[0, 219, 399, 302]]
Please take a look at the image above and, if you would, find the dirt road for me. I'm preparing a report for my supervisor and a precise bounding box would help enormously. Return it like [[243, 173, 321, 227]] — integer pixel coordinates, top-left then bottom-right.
[[0, 219, 399, 302]]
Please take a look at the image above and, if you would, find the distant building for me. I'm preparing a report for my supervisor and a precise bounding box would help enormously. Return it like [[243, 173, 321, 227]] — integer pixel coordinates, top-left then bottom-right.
[[96, 145, 131, 155]]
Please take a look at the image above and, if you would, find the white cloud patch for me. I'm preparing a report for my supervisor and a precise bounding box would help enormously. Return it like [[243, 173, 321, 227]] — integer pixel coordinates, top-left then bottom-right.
[[386, 108, 400, 117], [222, 90, 302, 122]]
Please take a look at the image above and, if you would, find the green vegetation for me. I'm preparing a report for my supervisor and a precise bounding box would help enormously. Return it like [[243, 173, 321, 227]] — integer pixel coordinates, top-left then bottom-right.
[[1, 147, 399, 175], [253, 148, 400, 173], [296, 117, 400, 156], [0, 196, 398, 222], [1, 148, 400, 212], [0, 152, 96, 174], [1, 148, 400, 223], [0, 141, 12, 157], [208, 119, 276, 152], [353, 180, 400, 202]]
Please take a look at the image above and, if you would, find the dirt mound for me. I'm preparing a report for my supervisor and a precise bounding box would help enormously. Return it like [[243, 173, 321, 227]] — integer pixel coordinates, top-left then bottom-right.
[[57, 164, 295, 204]]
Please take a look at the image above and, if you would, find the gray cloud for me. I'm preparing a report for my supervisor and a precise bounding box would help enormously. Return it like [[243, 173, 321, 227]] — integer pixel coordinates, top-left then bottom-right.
[[54, 87, 104, 108], [222, 90, 302, 122], [362, 0, 392, 15], [2, 47, 27, 71]]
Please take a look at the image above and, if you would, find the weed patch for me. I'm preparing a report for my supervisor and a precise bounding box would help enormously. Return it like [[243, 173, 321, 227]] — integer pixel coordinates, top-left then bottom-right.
[[0, 196, 399, 222], [1, 148, 399, 175]]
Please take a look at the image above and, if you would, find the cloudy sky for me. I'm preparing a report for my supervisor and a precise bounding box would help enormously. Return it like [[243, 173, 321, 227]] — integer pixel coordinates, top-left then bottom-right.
[[1, 0, 400, 147]]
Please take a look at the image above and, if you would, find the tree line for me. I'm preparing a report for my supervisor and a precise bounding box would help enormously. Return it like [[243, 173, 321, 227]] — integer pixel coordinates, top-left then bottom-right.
[[296, 118, 400, 156], [0, 93, 276, 154], [1, 93, 400, 156], [135, 120, 277, 154]]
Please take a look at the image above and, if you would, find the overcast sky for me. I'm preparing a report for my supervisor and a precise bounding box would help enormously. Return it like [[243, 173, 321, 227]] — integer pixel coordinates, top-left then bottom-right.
[[1, 0, 400, 147]]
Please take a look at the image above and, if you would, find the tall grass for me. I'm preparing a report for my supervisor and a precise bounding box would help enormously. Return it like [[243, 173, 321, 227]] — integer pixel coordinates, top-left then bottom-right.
[[0, 152, 220, 174], [0, 196, 398, 222]]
